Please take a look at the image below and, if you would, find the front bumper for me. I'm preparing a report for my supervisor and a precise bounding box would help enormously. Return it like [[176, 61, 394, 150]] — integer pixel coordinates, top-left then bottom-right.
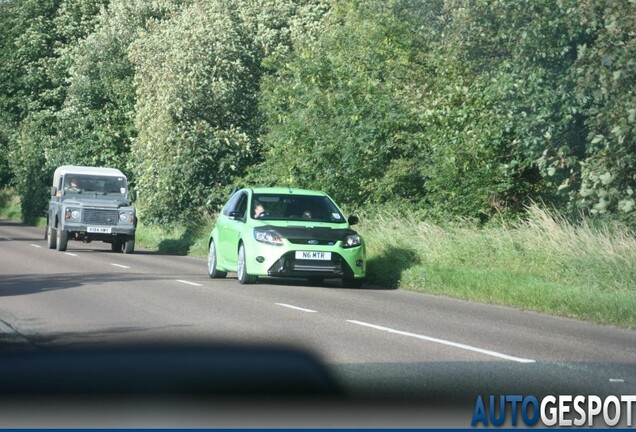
[[245, 241, 366, 279], [61, 222, 135, 239]]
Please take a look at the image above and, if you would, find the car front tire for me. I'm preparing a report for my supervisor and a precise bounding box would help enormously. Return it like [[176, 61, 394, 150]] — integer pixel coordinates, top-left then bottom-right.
[[207, 240, 227, 279], [237, 243, 257, 284]]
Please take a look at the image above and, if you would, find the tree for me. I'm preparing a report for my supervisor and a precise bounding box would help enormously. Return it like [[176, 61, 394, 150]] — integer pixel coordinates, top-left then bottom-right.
[[571, 0, 636, 221], [257, 1, 429, 208], [129, 0, 320, 222], [2, 0, 62, 220], [48, 0, 183, 173]]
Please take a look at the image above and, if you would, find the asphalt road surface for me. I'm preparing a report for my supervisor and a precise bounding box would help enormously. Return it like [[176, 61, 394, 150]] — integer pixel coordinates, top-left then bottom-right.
[[1, 218, 635, 427]]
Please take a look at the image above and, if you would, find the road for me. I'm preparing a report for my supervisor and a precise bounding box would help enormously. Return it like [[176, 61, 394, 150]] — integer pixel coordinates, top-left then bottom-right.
[[1, 218, 635, 427]]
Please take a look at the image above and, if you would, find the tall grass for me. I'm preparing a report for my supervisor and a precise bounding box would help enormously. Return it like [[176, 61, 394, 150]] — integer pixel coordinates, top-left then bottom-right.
[[359, 206, 636, 328]]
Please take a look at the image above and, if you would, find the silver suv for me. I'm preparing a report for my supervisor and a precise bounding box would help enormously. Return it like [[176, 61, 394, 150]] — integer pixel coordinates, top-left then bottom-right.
[[46, 165, 137, 253]]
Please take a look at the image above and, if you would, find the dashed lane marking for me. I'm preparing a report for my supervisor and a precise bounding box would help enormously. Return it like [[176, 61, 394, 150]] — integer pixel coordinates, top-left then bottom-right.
[[176, 279, 203, 287], [275, 303, 317, 313]]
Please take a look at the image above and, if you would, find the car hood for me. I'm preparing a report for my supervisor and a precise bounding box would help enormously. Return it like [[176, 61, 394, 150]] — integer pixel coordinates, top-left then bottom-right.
[[256, 223, 357, 242]]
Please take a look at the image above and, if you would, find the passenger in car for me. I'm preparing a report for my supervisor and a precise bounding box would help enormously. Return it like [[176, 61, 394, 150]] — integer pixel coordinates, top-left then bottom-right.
[[254, 202, 266, 218], [65, 178, 81, 193]]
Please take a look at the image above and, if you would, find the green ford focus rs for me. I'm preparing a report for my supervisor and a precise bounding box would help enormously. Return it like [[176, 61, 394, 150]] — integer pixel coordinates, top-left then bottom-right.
[[207, 187, 366, 287]]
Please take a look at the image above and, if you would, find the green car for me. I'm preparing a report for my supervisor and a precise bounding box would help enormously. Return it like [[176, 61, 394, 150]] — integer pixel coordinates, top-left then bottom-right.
[[207, 187, 366, 287]]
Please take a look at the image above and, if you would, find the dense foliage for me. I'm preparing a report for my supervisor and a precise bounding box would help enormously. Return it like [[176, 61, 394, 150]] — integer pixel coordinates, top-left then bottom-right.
[[0, 0, 634, 225]]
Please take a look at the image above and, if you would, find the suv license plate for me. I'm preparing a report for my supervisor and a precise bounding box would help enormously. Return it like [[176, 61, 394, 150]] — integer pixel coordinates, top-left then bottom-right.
[[295, 251, 331, 261], [87, 226, 112, 234]]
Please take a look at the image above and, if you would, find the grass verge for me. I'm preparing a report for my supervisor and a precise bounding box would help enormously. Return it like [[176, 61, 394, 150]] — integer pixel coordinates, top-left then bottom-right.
[[358, 206, 636, 328]]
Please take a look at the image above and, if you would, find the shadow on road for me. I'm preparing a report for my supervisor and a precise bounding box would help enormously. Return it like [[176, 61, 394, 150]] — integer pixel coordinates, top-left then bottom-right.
[[0, 218, 44, 241], [24, 324, 196, 348], [0, 272, 174, 297]]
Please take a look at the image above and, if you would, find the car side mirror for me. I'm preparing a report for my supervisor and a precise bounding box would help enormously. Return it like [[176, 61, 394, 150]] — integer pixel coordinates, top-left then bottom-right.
[[50, 186, 57, 197], [129, 190, 137, 201], [347, 215, 359, 226], [228, 210, 243, 220]]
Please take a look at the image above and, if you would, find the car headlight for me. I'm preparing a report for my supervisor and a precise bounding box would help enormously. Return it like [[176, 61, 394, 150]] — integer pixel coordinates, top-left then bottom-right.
[[70, 210, 80, 219], [253, 228, 283, 246], [342, 234, 362, 248]]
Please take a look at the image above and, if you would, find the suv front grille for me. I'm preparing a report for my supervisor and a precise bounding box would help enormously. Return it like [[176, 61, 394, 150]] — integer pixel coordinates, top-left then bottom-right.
[[83, 209, 118, 225]]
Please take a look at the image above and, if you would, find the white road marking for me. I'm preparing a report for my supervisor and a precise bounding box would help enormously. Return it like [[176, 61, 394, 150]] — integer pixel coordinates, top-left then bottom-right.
[[30, 244, 42, 248], [609, 378, 625, 383], [347, 320, 536, 364], [275, 303, 317, 313], [111, 263, 130, 269], [176, 279, 203, 287], [65, 252, 78, 256]]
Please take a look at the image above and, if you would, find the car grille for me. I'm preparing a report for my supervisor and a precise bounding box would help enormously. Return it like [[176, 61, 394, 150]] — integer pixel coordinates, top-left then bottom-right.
[[292, 260, 339, 273], [83, 209, 118, 225], [288, 239, 337, 246], [267, 252, 353, 278]]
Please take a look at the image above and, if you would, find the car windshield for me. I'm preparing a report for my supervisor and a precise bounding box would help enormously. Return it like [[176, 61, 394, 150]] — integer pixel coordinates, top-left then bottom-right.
[[64, 174, 127, 196], [252, 193, 345, 223]]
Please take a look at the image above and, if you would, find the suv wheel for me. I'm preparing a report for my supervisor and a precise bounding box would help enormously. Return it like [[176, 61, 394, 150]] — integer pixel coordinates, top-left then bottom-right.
[[237, 243, 257, 284], [111, 240, 123, 252], [47, 222, 57, 249], [123, 236, 135, 254], [56, 227, 68, 251]]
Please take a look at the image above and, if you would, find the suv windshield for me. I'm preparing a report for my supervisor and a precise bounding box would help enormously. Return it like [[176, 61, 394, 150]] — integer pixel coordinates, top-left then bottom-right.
[[63, 174, 127, 196], [252, 194, 345, 223]]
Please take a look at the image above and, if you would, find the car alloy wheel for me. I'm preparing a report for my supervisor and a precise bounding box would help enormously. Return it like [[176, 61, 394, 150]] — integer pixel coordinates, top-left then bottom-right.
[[207, 240, 226, 279], [237, 243, 257, 284]]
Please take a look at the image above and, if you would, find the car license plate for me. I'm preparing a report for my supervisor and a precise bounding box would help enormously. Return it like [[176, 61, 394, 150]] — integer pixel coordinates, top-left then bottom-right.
[[295, 251, 331, 261], [87, 226, 112, 234]]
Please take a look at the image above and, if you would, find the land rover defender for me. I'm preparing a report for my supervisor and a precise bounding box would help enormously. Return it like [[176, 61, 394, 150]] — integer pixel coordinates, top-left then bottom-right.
[[46, 166, 137, 253]]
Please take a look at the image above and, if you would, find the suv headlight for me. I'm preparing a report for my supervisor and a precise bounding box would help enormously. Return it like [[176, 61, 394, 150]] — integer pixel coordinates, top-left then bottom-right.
[[119, 211, 134, 223], [342, 234, 362, 248], [65, 208, 80, 221], [253, 228, 283, 246]]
